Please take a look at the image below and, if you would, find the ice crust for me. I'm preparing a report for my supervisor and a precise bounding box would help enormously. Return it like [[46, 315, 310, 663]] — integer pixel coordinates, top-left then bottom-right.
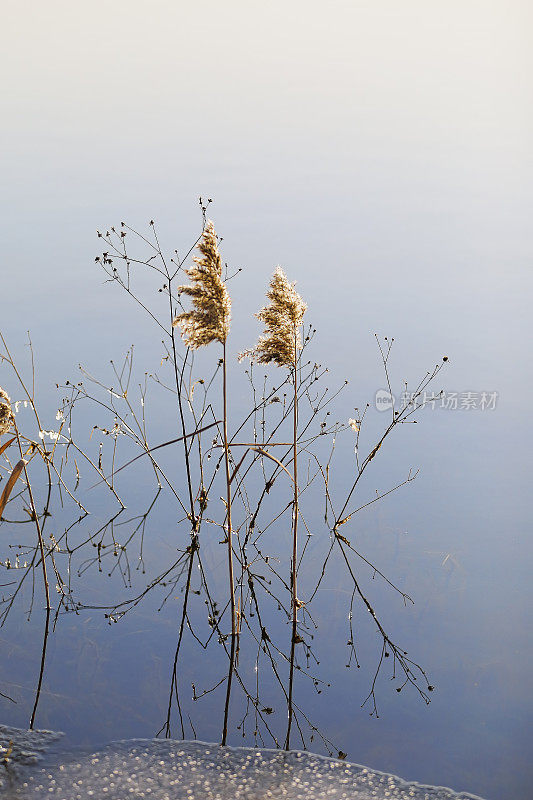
[[1, 726, 486, 800]]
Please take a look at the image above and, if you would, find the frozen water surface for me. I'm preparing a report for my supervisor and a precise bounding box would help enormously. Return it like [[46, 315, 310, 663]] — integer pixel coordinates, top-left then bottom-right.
[[1, 725, 486, 800]]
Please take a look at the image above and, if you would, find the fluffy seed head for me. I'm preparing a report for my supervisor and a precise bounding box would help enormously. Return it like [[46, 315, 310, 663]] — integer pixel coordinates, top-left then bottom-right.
[[172, 221, 231, 348], [0, 388, 14, 436], [241, 267, 307, 367]]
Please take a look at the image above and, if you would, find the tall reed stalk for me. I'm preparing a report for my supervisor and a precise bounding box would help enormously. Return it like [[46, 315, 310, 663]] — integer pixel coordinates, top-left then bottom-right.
[[285, 340, 299, 749], [221, 341, 236, 745], [241, 267, 307, 749], [171, 220, 236, 743]]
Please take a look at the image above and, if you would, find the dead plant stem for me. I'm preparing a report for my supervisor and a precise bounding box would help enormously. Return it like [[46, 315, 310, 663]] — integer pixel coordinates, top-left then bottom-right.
[[221, 341, 236, 746], [285, 341, 299, 750]]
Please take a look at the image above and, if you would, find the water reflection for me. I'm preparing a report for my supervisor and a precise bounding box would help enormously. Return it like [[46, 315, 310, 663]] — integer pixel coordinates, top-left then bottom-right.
[[0, 217, 529, 800]]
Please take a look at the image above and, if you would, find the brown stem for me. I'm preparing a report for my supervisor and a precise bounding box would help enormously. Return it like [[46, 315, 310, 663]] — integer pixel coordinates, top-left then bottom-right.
[[221, 341, 236, 746], [164, 296, 198, 738], [285, 350, 299, 749], [12, 424, 51, 730], [163, 535, 197, 738]]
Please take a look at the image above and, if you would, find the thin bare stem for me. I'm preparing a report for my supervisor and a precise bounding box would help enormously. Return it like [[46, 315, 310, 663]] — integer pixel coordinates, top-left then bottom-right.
[[221, 341, 236, 746], [13, 423, 51, 729], [285, 344, 299, 750]]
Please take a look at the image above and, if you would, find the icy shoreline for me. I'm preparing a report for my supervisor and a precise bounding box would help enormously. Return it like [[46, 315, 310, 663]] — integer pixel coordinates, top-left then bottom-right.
[[1, 725, 486, 799]]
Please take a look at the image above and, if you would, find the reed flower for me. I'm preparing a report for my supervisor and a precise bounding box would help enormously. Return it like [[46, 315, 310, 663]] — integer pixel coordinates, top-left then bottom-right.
[[0, 388, 14, 436], [241, 267, 307, 367], [172, 221, 231, 348]]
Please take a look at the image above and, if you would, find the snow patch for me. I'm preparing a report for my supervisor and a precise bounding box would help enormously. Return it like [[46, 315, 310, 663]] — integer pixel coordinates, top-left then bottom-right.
[[1, 726, 486, 799]]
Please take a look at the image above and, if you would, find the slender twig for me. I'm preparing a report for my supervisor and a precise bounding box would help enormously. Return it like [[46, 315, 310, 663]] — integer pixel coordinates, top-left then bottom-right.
[[12, 423, 51, 729], [221, 341, 237, 745], [285, 338, 299, 750]]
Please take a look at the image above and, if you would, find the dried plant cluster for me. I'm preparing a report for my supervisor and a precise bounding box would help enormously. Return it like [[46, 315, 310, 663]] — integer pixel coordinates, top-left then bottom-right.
[[241, 267, 307, 367], [0, 334, 118, 725], [172, 220, 231, 348], [0, 204, 446, 755], [0, 388, 14, 436]]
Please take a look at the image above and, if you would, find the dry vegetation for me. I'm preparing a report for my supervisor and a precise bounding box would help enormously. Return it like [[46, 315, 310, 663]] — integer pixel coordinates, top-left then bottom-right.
[[0, 202, 446, 753]]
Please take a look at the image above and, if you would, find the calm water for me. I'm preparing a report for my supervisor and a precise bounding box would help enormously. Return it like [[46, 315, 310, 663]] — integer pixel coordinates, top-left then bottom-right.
[[1, 3, 531, 799]]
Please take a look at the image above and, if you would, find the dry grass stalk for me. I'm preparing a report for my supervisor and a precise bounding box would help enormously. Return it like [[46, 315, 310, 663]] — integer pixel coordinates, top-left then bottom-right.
[[0, 459, 26, 518], [243, 267, 307, 749], [0, 436, 16, 457], [171, 221, 236, 745], [0, 389, 26, 519]]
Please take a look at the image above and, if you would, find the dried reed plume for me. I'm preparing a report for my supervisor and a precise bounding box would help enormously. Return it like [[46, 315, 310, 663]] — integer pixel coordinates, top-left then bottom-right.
[[0, 388, 14, 436], [172, 220, 231, 347], [241, 267, 307, 366]]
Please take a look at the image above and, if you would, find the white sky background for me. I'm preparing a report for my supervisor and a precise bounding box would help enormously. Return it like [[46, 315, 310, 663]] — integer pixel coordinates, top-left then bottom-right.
[[2, 1, 531, 350], [2, 1, 531, 367], [4, 1, 531, 154]]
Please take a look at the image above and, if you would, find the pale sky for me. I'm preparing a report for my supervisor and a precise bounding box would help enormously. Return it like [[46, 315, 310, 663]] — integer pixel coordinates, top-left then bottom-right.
[[3, 1, 531, 405]]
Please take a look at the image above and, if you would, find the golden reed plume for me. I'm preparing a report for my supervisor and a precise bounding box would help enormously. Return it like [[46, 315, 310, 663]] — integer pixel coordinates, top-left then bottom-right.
[[241, 267, 307, 367], [0, 388, 14, 436], [172, 220, 231, 348]]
